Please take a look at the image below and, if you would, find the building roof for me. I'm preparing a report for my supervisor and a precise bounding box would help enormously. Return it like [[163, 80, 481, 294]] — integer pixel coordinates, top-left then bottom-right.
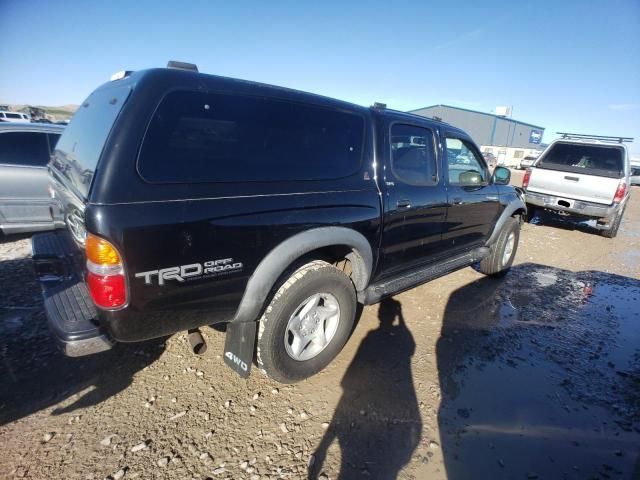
[[408, 104, 545, 131]]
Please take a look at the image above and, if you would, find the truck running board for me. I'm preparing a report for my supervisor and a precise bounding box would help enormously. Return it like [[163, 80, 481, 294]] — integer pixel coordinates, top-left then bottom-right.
[[360, 246, 490, 305]]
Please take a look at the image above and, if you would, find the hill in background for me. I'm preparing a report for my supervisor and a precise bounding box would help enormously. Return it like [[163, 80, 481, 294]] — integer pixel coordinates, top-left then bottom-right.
[[0, 103, 78, 122]]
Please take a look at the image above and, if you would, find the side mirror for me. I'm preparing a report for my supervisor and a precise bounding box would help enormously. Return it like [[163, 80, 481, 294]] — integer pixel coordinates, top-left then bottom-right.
[[492, 166, 511, 185], [458, 171, 483, 185]]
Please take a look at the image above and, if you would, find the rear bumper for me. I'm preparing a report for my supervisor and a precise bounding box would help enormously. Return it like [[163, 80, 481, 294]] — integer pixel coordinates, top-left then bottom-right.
[[32, 231, 113, 357], [524, 190, 619, 219], [1, 220, 65, 235], [44, 281, 114, 357]]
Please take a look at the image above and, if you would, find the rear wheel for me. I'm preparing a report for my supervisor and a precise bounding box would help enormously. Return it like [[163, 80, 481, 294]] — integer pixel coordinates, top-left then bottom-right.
[[256, 260, 356, 383], [600, 205, 625, 238], [477, 217, 520, 277]]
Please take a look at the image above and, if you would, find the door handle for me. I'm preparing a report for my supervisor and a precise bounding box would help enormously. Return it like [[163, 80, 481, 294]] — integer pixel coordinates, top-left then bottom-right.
[[564, 176, 579, 182], [452, 197, 464, 205], [396, 199, 411, 209]]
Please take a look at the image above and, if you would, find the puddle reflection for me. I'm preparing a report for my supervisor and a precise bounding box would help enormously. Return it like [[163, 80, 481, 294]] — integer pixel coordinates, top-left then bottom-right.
[[436, 263, 640, 479]]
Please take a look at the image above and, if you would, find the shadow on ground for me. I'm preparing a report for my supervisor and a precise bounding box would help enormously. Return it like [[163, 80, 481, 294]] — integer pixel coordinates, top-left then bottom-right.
[[0, 256, 165, 426], [436, 263, 640, 480], [311, 298, 421, 479], [528, 209, 609, 236], [0, 233, 33, 245]]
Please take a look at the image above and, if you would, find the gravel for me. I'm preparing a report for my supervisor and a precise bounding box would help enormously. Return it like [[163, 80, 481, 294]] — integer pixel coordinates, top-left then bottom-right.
[[1, 186, 639, 480]]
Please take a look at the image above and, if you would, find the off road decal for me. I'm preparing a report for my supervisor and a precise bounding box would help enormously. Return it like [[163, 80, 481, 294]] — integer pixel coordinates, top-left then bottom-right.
[[135, 258, 243, 285]]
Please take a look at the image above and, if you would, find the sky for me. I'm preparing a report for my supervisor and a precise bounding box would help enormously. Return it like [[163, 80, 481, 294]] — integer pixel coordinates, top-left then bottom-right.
[[1, 0, 639, 155]]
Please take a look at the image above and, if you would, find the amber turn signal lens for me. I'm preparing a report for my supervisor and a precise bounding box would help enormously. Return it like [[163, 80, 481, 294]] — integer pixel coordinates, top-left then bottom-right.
[[86, 234, 121, 265]]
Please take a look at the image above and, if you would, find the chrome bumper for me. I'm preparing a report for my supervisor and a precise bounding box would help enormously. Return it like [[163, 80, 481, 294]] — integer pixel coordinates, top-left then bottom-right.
[[524, 190, 619, 219], [56, 333, 114, 357]]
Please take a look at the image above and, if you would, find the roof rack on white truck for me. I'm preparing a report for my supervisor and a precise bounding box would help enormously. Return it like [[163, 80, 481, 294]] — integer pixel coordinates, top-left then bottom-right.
[[556, 132, 634, 144]]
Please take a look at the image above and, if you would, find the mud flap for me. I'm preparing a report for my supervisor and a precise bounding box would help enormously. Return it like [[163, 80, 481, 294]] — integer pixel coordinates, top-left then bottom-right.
[[223, 321, 256, 378]]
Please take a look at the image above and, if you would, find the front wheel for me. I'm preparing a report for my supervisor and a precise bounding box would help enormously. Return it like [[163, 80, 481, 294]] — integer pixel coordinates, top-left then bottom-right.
[[256, 260, 356, 383], [525, 205, 537, 223], [477, 217, 520, 277]]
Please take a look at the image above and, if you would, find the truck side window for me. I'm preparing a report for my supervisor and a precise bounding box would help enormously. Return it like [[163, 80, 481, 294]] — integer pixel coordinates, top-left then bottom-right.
[[0, 132, 50, 167], [138, 90, 365, 183], [390, 124, 437, 186], [445, 138, 486, 185]]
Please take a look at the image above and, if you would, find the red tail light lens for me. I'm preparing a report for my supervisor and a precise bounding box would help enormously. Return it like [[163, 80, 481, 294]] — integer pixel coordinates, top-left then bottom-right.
[[613, 182, 626, 203], [85, 233, 127, 309], [522, 168, 532, 189], [87, 272, 127, 308]]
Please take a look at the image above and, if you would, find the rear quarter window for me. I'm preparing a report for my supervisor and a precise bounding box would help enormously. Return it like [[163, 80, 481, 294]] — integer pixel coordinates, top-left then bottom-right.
[[48, 133, 61, 151], [53, 84, 131, 199], [138, 90, 365, 183]]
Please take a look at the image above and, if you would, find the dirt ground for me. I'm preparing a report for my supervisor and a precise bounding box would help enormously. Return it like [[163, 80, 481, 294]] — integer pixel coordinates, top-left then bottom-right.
[[1, 171, 639, 480]]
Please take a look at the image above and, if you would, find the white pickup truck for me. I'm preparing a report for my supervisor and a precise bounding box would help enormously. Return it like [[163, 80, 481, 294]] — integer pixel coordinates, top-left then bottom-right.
[[522, 133, 633, 238]]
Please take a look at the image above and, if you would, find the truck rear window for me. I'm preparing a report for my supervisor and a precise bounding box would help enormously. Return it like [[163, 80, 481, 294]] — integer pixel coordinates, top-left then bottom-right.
[[52, 84, 131, 199], [138, 90, 364, 183], [536, 142, 624, 178]]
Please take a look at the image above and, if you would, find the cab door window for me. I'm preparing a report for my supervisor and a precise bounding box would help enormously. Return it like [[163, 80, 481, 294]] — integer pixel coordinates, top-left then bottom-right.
[[390, 124, 437, 185], [445, 138, 487, 185]]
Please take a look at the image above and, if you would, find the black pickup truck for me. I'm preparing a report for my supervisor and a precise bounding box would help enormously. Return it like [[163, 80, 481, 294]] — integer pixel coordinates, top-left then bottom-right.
[[33, 62, 525, 383]]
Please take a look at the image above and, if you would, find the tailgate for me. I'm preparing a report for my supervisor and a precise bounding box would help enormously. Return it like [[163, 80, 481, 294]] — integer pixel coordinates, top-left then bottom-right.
[[527, 168, 619, 205]]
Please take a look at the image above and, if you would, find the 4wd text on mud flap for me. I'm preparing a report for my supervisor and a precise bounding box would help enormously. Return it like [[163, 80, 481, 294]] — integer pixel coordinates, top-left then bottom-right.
[[225, 351, 248, 372], [135, 258, 243, 285]]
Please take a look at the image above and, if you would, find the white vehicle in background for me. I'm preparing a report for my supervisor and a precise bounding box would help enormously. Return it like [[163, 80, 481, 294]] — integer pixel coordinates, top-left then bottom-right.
[[522, 132, 632, 238], [0, 111, 31, 123], [519, 155, 537, 170], [631, 161, 640, 186]]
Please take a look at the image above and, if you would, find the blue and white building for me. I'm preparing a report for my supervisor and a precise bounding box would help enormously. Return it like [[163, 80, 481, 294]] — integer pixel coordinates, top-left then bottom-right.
[[409, 104, 546, 167]]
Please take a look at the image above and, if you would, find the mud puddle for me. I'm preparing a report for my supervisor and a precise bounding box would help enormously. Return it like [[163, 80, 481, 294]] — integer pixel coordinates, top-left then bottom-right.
[[431, 263, 640, 480]]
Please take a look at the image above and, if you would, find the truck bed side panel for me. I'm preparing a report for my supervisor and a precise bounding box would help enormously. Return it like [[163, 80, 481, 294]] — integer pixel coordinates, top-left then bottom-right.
[[87, 190, 380, 341]]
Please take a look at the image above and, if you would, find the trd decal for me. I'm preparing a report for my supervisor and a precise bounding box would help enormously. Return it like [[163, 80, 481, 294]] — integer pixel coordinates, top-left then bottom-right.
[[135, 258, 243, 285]]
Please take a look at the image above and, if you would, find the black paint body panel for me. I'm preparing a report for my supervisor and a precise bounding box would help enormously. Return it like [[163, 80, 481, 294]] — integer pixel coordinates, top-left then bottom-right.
[[48, 68, 520, 343]]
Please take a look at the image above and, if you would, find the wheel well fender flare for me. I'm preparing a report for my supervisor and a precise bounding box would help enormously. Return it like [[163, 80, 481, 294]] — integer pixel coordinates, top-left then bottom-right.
[[232, 227, 373, 323], [486, 198, 527, 246]]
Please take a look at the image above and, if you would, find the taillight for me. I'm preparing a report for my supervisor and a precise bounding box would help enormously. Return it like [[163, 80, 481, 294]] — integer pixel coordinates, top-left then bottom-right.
[[86, 233, 127, 309], [613, 182, 626, 203], [522, 168, 532, 189]]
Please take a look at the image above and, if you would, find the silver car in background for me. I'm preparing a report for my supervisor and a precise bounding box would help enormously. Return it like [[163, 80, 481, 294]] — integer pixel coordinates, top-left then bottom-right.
[[0, 123, 66, 235]]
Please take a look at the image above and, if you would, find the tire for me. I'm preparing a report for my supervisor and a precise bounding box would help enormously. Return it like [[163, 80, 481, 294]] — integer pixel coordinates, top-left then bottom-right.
[[525, 205, 537, 223], [256, 260, 356, 383], [478, 217, 520, 277], [600, 205, 625, 238]]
